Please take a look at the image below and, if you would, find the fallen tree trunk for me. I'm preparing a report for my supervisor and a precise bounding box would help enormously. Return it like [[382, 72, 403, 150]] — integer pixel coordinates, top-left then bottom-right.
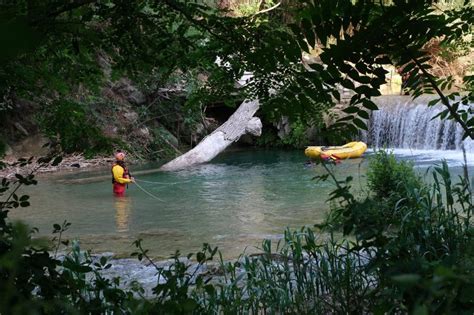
[[160, 99, 261, 171]]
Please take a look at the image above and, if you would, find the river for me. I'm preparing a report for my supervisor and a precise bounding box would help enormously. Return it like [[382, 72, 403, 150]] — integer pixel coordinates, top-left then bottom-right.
[[8, 148, 474, 260]]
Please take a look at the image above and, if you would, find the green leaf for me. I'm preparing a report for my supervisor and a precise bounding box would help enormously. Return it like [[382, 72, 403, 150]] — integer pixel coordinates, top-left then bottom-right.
[[413, 305, 428, 315], [400, 62, 416, 74], [353, 118, 367, 130], [204, 284, 215, 295], [62, 260, 93, 273], [337, 115, 354, 122], [391, 274, 421, 286], [428, 98, 440, 107], [358, 110, 369, 119], [331, 89, 341, 102], [355, 85, 379, 97], [362, 99, 378, 110], [181, 298, 198, 312], [342, 106, 359, 114], [197, 252, 205, 263], [100, 256, 107, 266]]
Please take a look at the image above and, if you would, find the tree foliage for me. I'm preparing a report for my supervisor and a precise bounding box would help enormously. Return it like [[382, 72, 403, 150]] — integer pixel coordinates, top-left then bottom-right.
[[0, 0, 472, 149], [286, 0, 473, 139]]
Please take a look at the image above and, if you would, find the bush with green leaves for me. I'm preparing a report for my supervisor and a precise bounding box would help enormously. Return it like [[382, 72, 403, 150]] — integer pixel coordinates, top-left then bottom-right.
[[367, 150, 424, 210], [280, 119, 309, 149], [323, 150, 424, 237], [318, 152, 474, 313], [38, 100, 114, 158]]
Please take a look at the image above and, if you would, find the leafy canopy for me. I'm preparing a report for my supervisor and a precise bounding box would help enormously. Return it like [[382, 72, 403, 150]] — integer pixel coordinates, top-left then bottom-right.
[[0, 0, 472, 145]]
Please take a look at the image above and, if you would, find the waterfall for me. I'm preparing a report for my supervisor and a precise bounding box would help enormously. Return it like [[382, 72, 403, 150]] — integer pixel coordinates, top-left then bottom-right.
[[363, 96, 473, 152]]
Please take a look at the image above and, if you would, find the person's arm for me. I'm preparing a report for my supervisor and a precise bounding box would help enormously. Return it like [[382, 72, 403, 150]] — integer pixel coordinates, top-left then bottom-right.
[[112, 165, 132, 184]]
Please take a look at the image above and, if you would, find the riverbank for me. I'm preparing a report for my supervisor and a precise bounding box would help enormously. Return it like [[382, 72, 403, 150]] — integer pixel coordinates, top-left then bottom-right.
[[0, 153, 140, 179]]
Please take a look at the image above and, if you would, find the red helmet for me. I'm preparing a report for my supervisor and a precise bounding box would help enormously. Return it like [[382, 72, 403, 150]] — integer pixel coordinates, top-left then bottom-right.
[[115, 151, 126, 160]]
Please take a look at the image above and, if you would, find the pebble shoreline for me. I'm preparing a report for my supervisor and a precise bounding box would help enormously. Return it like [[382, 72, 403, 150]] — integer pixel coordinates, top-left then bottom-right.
[[0, 154, 141, 179]]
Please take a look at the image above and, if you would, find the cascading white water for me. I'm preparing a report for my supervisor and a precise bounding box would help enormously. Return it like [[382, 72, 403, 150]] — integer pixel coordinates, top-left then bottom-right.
[[362, 96, 473, 152]]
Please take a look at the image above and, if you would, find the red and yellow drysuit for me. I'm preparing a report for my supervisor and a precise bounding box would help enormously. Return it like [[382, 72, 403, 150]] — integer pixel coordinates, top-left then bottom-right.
[[112, 161, 132, 196]]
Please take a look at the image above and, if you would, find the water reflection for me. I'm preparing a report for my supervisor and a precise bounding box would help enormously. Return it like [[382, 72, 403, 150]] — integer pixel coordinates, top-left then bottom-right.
[[114, 196, 131, 233], [11, 149, 473, 259]]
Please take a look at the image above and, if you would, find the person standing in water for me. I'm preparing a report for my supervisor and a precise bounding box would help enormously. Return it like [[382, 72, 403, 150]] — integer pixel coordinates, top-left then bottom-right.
[[112, 150, 134, 196]]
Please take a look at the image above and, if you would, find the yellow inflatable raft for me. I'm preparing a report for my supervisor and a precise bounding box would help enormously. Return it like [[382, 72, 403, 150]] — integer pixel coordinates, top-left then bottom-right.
[[305, 141, 367, 160]]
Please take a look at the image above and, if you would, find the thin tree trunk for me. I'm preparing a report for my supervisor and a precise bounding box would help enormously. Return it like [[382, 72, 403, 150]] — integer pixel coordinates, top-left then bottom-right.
[[160, 99, 261, 171]]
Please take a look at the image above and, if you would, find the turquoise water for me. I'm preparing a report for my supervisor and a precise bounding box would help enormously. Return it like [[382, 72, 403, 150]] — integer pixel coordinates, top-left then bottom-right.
[[8, 149, 473, 259]]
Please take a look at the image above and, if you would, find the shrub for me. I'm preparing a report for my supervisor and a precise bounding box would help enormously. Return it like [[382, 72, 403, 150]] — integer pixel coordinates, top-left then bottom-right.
[[366, 149, 424, 223], [367, 150, 423, 202], [319, 152, 474, 313], [256, 120, 310, 149], [281, 119, 309, 148], [38, 100, 114, 158]]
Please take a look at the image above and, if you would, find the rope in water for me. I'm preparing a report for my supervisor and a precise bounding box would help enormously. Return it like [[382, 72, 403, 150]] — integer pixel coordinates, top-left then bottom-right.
[[135, 178, 191, 185], [134, 181, 165, 202]]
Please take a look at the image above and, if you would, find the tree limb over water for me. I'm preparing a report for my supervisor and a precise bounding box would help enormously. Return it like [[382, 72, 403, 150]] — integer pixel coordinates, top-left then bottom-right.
[[160, 99, 261, 171]]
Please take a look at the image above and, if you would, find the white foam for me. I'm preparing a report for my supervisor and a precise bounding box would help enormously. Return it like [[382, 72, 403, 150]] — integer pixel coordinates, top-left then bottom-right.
[[368, 148, 474, 166], [362, 96, 473, 152]]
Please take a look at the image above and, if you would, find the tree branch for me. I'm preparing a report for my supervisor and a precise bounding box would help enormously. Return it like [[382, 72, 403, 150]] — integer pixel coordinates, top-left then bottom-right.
[[253, 2, 281, 16], [379, 0, 472, 139], [161, 0, 231, 44], [411, 56, 472, 139], [31, 0, 98, 24]]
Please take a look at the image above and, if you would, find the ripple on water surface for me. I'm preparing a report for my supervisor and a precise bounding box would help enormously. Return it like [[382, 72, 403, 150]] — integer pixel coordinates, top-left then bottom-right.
[[9, 149, 473, 259]]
